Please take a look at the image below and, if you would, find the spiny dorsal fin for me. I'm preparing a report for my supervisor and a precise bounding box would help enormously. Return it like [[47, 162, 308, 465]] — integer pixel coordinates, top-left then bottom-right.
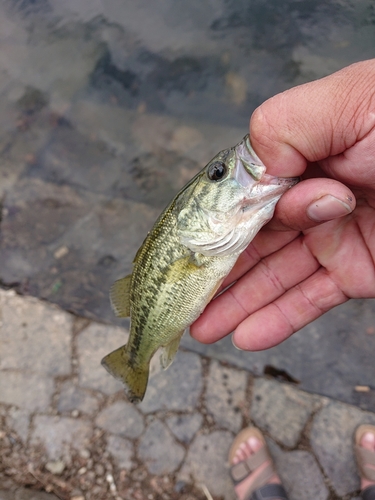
[[110, 275, 132, 317]]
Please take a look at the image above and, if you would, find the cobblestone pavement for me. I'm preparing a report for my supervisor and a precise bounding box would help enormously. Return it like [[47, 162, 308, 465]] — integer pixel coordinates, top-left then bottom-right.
[[1, 288, 375, 500]]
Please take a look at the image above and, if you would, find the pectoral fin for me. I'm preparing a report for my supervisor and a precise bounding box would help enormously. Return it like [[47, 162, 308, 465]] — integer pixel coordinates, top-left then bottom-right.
[[160, 332, 184, 370], [110, 275, 132, 317], [163, 255, 204, 284]]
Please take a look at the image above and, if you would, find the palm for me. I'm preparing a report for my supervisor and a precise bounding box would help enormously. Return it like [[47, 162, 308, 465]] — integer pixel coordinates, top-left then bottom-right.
[[303, 192, 375, 297]]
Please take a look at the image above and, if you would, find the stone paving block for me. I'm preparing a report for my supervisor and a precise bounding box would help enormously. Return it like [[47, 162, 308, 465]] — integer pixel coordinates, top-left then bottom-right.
[[95, 400, 144, 439], [6, 407, 30, 442], [76, 322, 126, 394], [178, 430, 235, 500], [138, 418, 185, 475], [0, 290, 72, 376], [57, 382, 100, 415], [106, 434, 134, 470], [166, 413, 203, 444], [138, 350, 203, 413], [0, 371, 54, 412], [205, 360, 248, 433], [311, 401, 375, 496], [30, 415, 93, 463], [267, 440, 329, 500], [251, 378, 322, 448]]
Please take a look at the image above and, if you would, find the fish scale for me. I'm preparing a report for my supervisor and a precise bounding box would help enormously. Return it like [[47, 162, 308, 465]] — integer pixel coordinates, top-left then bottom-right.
[[101, 135, 299, 403]]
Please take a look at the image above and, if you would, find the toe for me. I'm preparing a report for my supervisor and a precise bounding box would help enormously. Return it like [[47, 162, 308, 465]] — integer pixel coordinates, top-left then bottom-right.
[[232, 436, 265, 467], [234, 444, 248, 463], [231, 433, 282, 500], [357, 428, 375, 491], [247, 436, 263, 453], [361, 431, 375, 451]]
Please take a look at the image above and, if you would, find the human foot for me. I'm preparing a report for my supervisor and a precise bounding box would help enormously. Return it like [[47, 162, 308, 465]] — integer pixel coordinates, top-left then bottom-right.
[[355, 424, 375, 497], [229, 427, 287, 500]]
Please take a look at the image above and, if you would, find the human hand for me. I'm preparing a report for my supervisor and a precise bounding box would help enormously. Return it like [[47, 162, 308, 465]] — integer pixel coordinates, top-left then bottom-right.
[[190, 59, 375, 351]]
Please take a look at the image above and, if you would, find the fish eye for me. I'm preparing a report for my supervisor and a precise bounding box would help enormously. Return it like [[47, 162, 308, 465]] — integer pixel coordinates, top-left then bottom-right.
[[207, 161, 228, 182]]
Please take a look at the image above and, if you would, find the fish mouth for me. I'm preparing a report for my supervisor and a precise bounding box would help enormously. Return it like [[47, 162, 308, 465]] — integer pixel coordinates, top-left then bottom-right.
[[234, 135, 266, 185], [235, 134, 299, 202], [241, 174, 299, 211]]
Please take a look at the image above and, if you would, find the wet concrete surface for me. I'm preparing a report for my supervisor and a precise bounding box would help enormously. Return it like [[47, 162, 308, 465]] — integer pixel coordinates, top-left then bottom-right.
[[0, 0, 375, 418]]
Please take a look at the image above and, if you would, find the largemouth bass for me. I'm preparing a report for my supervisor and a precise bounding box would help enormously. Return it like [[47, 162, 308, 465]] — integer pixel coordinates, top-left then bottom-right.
[[102, 135, 298, 403]]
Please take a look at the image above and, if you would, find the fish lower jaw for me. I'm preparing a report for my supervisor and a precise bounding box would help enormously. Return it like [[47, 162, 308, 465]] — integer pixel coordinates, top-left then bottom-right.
[[241, 196, 279, 215]]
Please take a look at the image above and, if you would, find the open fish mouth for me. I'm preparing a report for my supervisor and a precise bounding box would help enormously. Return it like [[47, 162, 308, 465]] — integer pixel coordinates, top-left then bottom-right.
[[235, 135, 299, 195], [240, 174, 299, 212]]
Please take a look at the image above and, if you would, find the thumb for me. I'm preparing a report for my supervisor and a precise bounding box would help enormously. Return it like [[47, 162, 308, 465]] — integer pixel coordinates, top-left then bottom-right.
[[268, 178, 356, 231], [249, 59, 375, 177]]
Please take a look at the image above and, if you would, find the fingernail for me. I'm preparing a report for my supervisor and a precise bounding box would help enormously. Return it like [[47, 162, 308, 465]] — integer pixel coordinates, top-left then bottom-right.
[[231, 335, 244, 351], [307, 195, 353, 222]]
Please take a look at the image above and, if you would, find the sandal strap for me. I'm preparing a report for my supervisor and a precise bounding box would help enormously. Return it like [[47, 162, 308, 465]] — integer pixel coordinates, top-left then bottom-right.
[[244, 464, 276, 496], [361, 485, 375, 500], [355, 445, 375, 481], [230, 446, 270, 484], [248, 483, 289, 500]]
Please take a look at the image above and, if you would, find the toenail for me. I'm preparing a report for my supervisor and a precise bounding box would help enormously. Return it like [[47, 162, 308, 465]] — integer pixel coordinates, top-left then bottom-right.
[[362, 432, 375, 444], [248, 437, 259, 448]]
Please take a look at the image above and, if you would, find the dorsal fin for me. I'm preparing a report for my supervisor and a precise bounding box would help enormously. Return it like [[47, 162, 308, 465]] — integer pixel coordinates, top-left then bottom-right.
[[110, 275, 132, 317]]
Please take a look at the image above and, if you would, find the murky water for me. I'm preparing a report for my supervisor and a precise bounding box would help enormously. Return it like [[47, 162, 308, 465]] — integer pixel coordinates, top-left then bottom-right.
[[0, 0, 375, 407], [2, 1, 375, 130]]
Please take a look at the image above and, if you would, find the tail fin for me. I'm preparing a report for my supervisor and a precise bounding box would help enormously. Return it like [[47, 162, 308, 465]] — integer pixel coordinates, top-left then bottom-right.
[[101, 345, 149, 404]]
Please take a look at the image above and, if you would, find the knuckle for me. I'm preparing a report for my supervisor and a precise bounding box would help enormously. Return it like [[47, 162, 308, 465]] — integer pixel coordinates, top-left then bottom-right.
[[250, 103, 279, 151]]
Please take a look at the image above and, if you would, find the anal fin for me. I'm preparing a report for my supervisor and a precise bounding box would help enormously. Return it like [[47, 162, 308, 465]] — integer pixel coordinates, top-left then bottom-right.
[[160, 332, 184, 370], [110, 275, 132, 317]]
